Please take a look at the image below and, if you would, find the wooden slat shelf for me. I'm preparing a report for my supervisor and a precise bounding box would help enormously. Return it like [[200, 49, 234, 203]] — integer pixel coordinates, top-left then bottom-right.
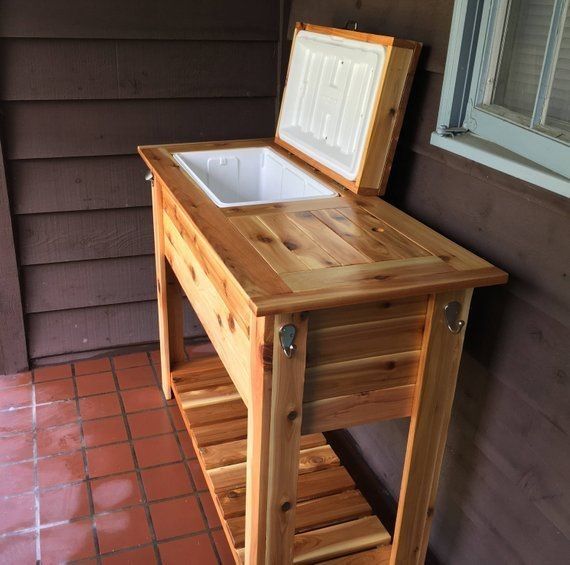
[[171, 354, 392, 564]]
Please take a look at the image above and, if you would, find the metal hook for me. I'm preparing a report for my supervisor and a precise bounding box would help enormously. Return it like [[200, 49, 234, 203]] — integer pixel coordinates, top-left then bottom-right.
[[444, 301, 465, 334], [279, 324, 297, 358]]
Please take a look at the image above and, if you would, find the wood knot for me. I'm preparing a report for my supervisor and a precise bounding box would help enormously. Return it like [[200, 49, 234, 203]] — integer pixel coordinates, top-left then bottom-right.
[[287, 411, 298, 421], [374, 274, 388, 281], [281, 501, 291, 512], [227, 314, 235, 331], [386, 361, 396, 370], [257, 234, 273, 244], [283, 240, 298, 251]]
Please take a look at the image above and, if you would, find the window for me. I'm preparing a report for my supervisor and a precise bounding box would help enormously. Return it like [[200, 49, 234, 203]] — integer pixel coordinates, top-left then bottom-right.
[[432, 0, 570, 197]]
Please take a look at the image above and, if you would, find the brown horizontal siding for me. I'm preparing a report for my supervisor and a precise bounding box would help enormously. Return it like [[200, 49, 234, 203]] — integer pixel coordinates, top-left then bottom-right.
[[27, 300, 203, 359], [0, 0, 278, 40], [22, 256, 156, 313], [0, 39, 276, 101], [10, 155, 149, 214]]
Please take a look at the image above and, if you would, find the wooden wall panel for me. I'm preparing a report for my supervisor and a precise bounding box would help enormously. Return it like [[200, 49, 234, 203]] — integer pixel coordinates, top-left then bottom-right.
[[3, 97, 276, 160], [10, 155, 150, 214], [22, 256, 155, 313], [1, 39, 276, 101], [0, 0, 278, 40]]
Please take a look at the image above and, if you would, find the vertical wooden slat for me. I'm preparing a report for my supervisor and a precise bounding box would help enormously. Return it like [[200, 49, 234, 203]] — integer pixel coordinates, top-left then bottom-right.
[[151, 177, 185, 398], [390, 289, 473, 565], [266, 312, 309, 563], [0, 137, 28, 374]]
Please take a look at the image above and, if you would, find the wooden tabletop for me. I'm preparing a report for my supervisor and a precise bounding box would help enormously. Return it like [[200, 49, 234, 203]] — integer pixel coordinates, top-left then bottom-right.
[[139, 139, 507, 316]]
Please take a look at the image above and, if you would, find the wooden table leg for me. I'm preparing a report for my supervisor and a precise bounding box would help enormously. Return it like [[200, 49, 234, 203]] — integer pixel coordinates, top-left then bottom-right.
[[151, 177, 185, 399], [390, 289, 473, 565], [245, 313, 309, 564]]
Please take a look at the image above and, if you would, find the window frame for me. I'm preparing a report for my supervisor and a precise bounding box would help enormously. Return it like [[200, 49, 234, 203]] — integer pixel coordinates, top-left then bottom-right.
[[432, 0, 570, 197]]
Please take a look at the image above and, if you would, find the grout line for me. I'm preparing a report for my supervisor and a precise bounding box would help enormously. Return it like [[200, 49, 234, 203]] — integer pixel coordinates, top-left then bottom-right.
[[109, 355, 163, 565], [70, 363, 102, 564], [30, 370, 41, 562]]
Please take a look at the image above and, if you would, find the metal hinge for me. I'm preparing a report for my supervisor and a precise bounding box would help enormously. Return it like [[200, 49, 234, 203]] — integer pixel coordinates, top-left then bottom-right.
[[435, 124, 470, 138]]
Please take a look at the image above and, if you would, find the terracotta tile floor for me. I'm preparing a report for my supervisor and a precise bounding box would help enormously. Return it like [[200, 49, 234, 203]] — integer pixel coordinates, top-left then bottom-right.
[[0, 345, 234, 564]]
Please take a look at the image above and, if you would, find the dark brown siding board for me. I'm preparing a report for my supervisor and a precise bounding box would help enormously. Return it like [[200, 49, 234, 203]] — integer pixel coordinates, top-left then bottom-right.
[[0, 0, 278, 40], [3, 97, 276, 159], [1, 39, 276, 101], [17, 208, 154, 265], [10, 155, 150, 214], [0, 138, 28, 373], [22, 256, 156, 313], [26, 300, 204, 359]]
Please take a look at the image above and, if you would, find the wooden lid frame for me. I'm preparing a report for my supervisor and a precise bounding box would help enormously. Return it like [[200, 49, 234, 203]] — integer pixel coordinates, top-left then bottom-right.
[[275, 22, 421, 196]]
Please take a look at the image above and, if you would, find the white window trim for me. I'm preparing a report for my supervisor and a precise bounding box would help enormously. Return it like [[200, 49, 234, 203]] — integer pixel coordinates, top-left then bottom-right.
[[432, 0, 570, 198]]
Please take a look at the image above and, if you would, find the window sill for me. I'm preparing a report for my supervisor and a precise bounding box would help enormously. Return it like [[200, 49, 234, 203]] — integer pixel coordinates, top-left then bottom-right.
[[430, 132, 570, 198]]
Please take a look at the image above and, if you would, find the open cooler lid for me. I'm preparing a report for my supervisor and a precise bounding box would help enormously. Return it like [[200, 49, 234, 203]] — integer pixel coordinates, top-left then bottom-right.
[[276, 23, 421, 196]]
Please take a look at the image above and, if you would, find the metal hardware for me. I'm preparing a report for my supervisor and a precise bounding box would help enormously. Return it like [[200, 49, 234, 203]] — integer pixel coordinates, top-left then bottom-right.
[[279, 324, 297, 358], [436, 124, 470, 137], [145, 170, 154, 183], [345, 20, 358, 31], [444, 301, 465, 334]]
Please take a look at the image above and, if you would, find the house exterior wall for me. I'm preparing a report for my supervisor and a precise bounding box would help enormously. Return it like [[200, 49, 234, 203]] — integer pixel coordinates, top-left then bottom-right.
[[0, 0, 279, 363], [286, 2, 569, 564]]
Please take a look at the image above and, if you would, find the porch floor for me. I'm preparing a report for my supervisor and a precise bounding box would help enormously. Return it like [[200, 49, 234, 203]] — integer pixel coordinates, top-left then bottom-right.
[[0, 342, 233, 564]]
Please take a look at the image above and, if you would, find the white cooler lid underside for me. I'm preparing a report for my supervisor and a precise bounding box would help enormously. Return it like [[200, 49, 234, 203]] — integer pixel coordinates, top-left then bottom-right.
[[278, 30, 387, 181]]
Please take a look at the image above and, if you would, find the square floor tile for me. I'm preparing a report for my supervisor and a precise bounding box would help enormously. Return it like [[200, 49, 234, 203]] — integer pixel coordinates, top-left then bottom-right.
[[121, 387, 164, 413], [168, 406, 185, 431], [0, 532, 37, 564], [0, 433, 34, 464], [188, 459, 207, 491], [0, 407, 33, 435], [177, 431, 196, 460], [40, 482, 90, 524], [159, 533, 217, 565], [91, 472, 142, 513], [95, 505, 151, 554], [113, 352, 150, 370], [149, 350, 161, 365], [127, 409, 173, 439], [0, 461, 35, 496], [102, 545, 157, 564], [36, 379, 75, 404], [212, 529, 235, 565], [37, 423, 82, 457], [34, 364, 72, 383], [0, 386, 32, 410], [133, 434, 181, 468], [87, 443, 134, 478], [199, 492, 221, 528], [40, 519, 96, 564], [150, 496, 205, 540], [79, 392, 122, 420], [0, 493, 35, 534], [116, 365, 156, 390], [76, 372, 116, 397], [0, 372, 32, 390], [75, 357, 112, 376], [83, 416, 128, 448], [36, 400, 78, 428], [38, 451, 85, 489], [141, 462, 193, 501]]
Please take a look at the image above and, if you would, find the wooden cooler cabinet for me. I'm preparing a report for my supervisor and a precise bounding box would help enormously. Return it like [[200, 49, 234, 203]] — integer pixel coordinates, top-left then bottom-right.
[[139, 23, 507, 564]]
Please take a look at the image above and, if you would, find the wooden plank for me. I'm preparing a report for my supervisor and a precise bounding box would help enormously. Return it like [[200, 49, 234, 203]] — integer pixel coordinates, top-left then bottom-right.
[[306, 316, 425, 366], [229, 490, 373, 548], [230, 215, 309, 274], [201, 433, 326, 470], [222, 195, 349, 217], [22, 256, 155, 313], [4, 98, 275, 159], [287, 210, 371, 266], [0, 137, 28, 373], [210, 445, 340, 493], [258, 213, 340, 269], [192, 417, 248, 447], [302, 385, 415, 434], [218, 466, 355, 519], [17, 208, 154, 265], [0, 0, 278, 40], [26, 300, 202, 360], [0, 39, 276, 101], [391, 290, 473, 565], [304, 351, 420, 402], [322, 545, 392, 564], [11, 155, 149, 214]]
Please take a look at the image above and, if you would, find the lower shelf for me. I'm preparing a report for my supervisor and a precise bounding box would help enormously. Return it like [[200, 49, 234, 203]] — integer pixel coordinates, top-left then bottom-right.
[[171, 347, 392, 564]]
